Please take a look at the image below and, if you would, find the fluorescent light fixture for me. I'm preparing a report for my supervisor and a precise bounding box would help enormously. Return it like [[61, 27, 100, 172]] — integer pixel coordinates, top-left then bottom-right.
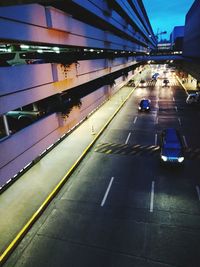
[[46, 144, 53, 150], [20, 44, 30, 49], [24, 162, 31, 169], [53, 47, 60, 53], [53, 47, 60, 51]]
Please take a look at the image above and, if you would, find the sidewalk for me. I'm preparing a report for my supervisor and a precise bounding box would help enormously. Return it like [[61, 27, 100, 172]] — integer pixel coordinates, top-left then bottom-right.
[[176, 75, 197, 94], [0, 69, 147, 264]]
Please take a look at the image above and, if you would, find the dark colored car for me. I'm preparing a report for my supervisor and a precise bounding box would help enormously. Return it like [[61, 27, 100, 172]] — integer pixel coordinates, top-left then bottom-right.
[[152, 73, 159, 80], [162, 79, 169, 87], [160, 128, 185, 164], [138, 99, 151, 111], [139, 80, 147, 87]]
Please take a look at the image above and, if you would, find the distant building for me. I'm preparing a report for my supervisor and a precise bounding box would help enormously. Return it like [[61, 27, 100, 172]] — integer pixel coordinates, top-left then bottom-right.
[[157, 40, 171, 51], [183, 0, 200, 58], [170, 26, 184, 51], [180, 0, 200, 90]]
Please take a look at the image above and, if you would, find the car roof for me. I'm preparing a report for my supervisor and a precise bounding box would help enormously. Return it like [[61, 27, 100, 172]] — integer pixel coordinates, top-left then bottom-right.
[[140, 99, 149, 103], [163, 128, 180, 142], [187, 93, 197, 97]]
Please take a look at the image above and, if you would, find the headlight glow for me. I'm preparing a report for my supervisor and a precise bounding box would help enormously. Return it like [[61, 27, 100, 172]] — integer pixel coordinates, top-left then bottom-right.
[[161, 155, 167, 161], [178, 157, 184, 163]]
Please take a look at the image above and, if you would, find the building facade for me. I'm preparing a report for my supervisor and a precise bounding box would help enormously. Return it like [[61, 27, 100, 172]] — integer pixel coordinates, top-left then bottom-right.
[[170, 26, 185, 51], [178, 0, 200, 87], [183, 0, 200, 59], [0, 0, 156, 188]]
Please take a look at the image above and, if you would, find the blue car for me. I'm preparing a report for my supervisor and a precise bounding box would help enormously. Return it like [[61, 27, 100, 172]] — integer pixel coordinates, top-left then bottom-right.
[[160, 128, 185, 165], [152, 73, 159, 80], [138, 99, 151, 111]]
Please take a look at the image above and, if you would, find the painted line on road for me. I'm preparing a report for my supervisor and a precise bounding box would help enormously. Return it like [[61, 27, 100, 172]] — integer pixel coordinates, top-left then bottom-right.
[[173, 97, 175, 101], [154, 116, 158, 125], [133, 116, 137, 124], [196, 186, 200, 201], [150, 181, 155, 212], [155, 134, 158, 146], [175, 106, 178, 112], [155, 99, 159, 109], [182, 135, 188, 148], [178, 118, 181, 126], [125, 132, 131, 144], [101, 177, 114, 207]]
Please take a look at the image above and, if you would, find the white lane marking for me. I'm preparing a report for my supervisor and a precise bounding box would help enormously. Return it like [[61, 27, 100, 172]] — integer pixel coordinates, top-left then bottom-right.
[[196, 186, 200, 201], [101, 177, 114, 207], [182, 135, 188, 148], [155, 99, 159, 109], [178, 117, 181, 126], [125, 132, 131, 144], [150, 181, 155, 212], [155, 134, 158, 146], [154, 116, 158, 124], [175, 106, 178, 111], [133, 116, 137, 124], [173, 97, 175, 101]]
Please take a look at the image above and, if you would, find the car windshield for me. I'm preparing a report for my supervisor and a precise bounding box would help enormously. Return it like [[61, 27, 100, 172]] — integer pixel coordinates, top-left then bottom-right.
[[163, 142, 181, 149], [140, 100, 149, 106]]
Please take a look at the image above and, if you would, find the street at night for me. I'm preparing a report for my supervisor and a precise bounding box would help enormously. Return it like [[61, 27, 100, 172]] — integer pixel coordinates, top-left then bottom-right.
[[3, 65, 200, 267], [1, 1, 200, 266]]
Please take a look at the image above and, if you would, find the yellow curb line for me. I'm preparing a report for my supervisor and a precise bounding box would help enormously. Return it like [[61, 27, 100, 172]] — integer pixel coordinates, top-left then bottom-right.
[[0, 86, 136, 265]]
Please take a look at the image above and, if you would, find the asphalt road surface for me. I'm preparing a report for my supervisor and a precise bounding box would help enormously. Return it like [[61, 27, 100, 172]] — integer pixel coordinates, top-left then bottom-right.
[[4, 66, 200, 267]]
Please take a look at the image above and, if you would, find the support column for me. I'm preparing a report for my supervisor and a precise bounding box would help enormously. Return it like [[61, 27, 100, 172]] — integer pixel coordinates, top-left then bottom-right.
[[3, 115, 10, 136]]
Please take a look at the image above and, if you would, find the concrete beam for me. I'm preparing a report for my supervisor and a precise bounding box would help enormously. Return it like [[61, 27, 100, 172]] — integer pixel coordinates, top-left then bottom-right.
[[0, 0, 63, 6]]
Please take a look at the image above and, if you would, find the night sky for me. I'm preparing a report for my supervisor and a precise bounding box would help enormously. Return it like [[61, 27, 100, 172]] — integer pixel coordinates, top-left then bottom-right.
[[143, 0, 195, 40]]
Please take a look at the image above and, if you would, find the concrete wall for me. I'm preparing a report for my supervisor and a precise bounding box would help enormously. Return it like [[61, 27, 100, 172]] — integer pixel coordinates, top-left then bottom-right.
[[0, 4, 147, 51], [0, 57, 137, 114]]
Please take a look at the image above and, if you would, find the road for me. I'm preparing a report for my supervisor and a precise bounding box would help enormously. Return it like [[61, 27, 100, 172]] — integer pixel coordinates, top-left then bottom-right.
[[4, 66, 200, 267]]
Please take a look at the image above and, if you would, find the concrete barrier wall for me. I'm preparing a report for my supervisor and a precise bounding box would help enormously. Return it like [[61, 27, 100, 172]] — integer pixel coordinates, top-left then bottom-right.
[[0, 4, 146, 51], [0, 113, 60, 187], [0, 64, 53, 96], [0, 58, 137, 114]]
